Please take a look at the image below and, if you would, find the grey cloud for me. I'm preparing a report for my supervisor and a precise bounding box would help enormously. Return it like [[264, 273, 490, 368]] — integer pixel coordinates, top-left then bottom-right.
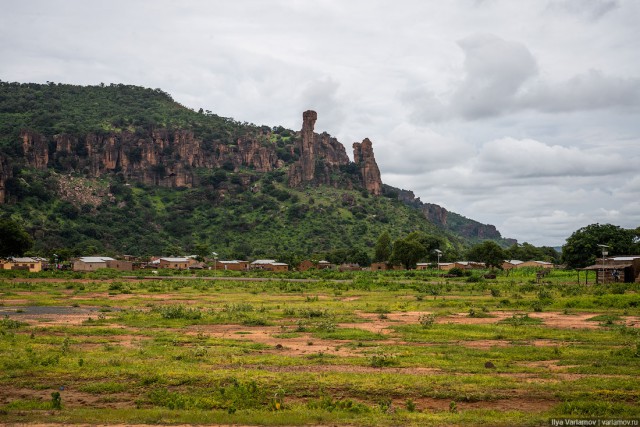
[[547, 0, 620, 21], [402, 34, 640, 124], [476, 137, 629, 178], [401, 34, 539, 123], [519, 70, 640, 112], [296, 78, 346, 132], [451, 34, 538, 119]]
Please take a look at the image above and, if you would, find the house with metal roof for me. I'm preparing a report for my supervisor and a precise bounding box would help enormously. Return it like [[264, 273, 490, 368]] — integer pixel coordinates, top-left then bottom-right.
[[73, 256, 116, 271], [579, 255, 640, 284], [1, 257, 43, 272], [158, 257, 190, 269]]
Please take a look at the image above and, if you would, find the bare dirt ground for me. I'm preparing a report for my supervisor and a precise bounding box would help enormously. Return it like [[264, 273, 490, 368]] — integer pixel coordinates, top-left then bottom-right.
[[2, 284, 637, 425], [0, 306, 102, 326], [186, 324, 359, 357]]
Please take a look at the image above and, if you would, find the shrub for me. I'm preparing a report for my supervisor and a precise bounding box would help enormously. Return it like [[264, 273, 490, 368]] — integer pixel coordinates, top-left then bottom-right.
[[50, 392, 62, 410], [418, 313, 436, 329], [448, 267, 464, 277]]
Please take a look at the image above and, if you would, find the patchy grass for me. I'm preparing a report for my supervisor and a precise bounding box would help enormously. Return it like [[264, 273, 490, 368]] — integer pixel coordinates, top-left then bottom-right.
[[0, 271, 639, 426]]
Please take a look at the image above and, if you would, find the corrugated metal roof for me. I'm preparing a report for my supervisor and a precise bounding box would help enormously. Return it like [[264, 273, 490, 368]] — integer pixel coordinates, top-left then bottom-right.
[[79, 257, 115, 263], [11, 257, 38, 263], [251, 259, 277, 264], [160, 257, 189, 262]]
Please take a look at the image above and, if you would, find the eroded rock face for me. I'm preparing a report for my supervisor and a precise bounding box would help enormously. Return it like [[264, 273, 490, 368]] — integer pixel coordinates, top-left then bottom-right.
[[288, 110, 350, 187], [7, 111, 386, 203], [17, 129, 281, 190], [0, 155, 10, 203], [22, 131, 49, 169], [422, 203, 449, 227], [353, 138, 383, 196]]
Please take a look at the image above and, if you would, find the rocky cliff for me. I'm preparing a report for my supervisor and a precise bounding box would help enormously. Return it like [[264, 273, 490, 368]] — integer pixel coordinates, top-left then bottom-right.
[[0, 155, 10, 203], [1, 110, 387, 202], [353, 138, 383, 196], [13, 128, 283, 190], [387, 186, 515, 244]]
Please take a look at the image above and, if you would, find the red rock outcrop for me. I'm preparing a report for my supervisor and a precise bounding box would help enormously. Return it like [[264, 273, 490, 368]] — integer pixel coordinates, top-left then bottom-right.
[[353, 138, 383, 195], [288, 110, 351, 187], [17, 128, 282, 190], [0, 155, 10, 203], [422, 203, 449, 227], [22, 131, 49, 169], [8, 111, 386, 202]]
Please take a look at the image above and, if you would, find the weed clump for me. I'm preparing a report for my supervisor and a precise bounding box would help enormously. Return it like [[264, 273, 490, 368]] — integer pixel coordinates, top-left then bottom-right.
[[152, 305, 202, 320], [369, 353, 398, 367], [307, 396, 370, 413], [418, 313, 436, 329], [499, 313, 542, 327]]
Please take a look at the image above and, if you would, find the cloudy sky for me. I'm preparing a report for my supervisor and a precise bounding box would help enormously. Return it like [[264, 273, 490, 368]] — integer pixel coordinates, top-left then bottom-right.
[[2, 0, 639, 246]]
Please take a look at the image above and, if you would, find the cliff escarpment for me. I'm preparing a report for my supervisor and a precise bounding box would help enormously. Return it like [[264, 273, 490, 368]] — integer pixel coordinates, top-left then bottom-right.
[[17, 128, 283, 190], [4, 109, 385, 202], [390, 186, 516, 245]]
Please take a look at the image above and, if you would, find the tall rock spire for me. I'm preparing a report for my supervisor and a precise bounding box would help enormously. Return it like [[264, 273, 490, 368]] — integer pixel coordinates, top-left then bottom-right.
[[353, 138, 383, 195], [288, 110, 350, 187], [299, 110, 318, 182]]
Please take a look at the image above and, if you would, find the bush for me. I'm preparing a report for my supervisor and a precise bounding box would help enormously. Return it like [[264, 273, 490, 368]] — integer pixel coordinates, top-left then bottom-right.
[[419, 313, 436, 328], [448, 267, 464, 277]]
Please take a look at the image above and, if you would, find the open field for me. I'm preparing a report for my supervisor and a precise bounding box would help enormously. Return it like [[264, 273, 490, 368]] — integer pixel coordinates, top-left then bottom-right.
[[1, 269, 639, 426]]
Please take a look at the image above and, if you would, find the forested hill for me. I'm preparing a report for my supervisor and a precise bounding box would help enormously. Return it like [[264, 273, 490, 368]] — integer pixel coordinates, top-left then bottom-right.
[[0, 81, 514, 262]]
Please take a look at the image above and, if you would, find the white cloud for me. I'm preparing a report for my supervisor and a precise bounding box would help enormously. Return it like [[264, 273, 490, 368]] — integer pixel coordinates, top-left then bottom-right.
[[376, 124, 470, 175]]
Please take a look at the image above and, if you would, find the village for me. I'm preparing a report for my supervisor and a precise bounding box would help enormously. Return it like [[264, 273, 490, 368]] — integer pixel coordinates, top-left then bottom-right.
[[2, 254, 639, 285]]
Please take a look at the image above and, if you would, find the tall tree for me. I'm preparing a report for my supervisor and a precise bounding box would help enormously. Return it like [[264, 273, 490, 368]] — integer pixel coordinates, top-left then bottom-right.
[[562, 223, 638, 269], [390, 238, 427, 270], [373, 231, 392, 262], [0, 218, 34, 257], [466, 241, 506, 269]]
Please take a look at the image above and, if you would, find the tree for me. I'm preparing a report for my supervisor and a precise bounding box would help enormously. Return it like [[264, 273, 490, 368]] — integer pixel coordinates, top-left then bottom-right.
[[506, 242, 559, 263], [390, 238, 427, 270], [373, 231, 392, 262], [192, 242, 211, 261], [0, 218, 34, 257], [349, 248, 371, 267], [466, 241, 506, 269], [562, 223, 639, 269], [405, 232, 443, 254]]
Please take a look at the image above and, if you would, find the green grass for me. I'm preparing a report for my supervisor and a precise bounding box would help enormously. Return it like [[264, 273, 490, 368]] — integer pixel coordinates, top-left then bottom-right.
[[0, 271, 639, 426]]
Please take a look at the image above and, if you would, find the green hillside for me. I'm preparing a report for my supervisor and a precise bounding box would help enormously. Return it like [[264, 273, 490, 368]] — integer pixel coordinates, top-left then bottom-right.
[[0, 81, 502, 263], [0, 81, 248, 149], [0, 166, 463, 263]]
